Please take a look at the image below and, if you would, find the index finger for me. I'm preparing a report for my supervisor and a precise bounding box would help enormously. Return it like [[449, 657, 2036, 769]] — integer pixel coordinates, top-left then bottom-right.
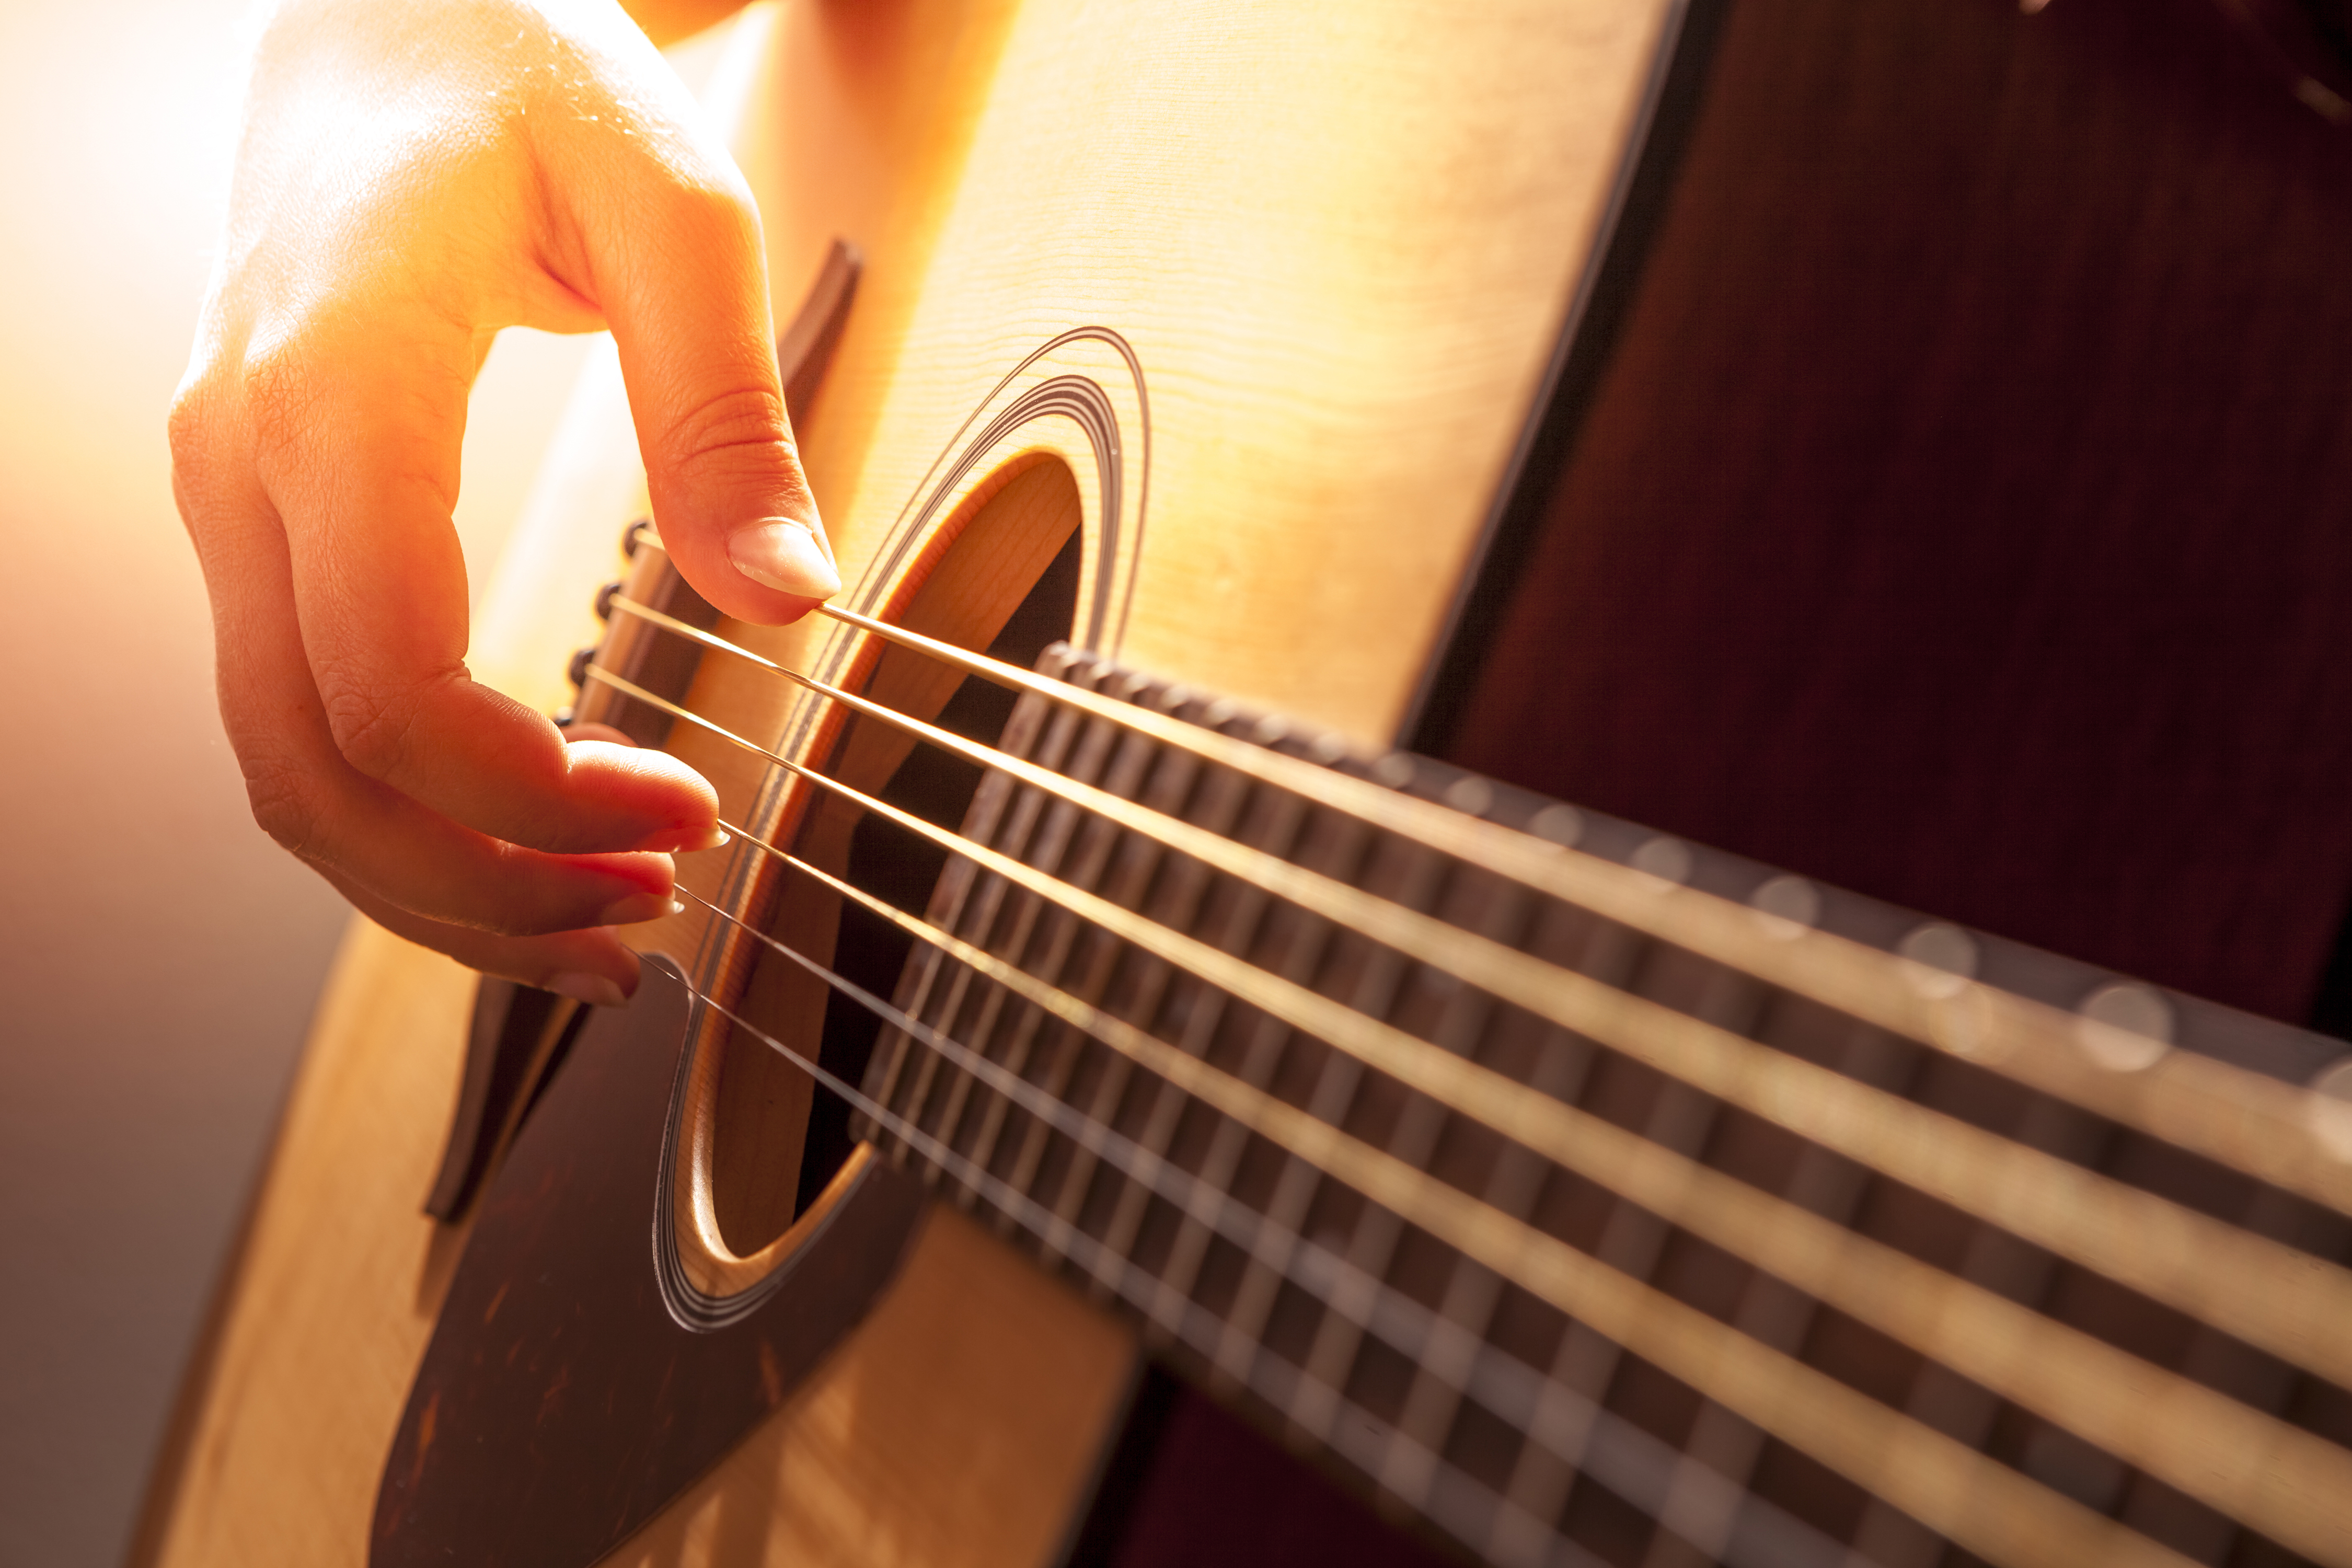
[[250, 315, 720, 855]]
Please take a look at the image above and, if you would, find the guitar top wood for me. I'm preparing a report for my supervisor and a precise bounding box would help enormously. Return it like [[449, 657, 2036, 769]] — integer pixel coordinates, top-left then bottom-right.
[[134, 2, 1674, 1564]]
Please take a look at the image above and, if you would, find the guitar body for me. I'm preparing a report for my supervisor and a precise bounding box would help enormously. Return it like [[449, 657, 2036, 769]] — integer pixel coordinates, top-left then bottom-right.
[[135, 1, 1679, 1563], [133, 0, 2352, 1564]]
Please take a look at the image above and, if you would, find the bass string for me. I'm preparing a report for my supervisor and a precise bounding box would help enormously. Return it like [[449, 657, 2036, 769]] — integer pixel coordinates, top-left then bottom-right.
[[664, 890, 1837, 1568], [588, 657, 2352, 1408], [614, 586, 2352, 1227], [808, 588, 2352, 1216], [805, 597, 2352, 1213], [697, 811, 2352, 1567], [606, 601, 2352, 1393], [673, 884, 2160, 1568]]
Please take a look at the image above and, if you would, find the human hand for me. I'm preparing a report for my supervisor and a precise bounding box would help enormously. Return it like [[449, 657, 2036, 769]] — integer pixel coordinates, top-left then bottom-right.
[[169, 0, 836, 1005]]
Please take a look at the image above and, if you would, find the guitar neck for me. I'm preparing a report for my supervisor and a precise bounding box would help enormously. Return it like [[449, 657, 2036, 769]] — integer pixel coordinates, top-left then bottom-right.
[[849, 643, 2352, 1568]]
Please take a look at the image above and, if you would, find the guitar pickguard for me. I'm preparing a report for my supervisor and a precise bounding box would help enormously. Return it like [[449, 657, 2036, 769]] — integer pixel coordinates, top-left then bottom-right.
[[371, 960, 926, 1568]]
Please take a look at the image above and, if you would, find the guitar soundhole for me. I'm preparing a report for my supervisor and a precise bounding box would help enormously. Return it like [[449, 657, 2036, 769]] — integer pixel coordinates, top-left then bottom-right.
[[704, 456, 1085, 1258], [793, 532, 1082, 1218]]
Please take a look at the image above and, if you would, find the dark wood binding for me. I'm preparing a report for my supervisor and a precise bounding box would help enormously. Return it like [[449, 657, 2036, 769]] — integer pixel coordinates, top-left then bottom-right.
[[372, 959, 927, 1568], [420, 981, 585, 1221], [1402, 0, 1729, 752], [778, 237, 862, 424]]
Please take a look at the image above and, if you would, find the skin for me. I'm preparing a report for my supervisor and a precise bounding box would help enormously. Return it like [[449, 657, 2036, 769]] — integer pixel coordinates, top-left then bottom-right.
[[170, 0, 812, 1007]]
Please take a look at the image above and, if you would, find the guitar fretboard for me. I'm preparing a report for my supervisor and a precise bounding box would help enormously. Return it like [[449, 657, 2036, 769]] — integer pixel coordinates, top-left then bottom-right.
[[853, 644, 2352, 1568]]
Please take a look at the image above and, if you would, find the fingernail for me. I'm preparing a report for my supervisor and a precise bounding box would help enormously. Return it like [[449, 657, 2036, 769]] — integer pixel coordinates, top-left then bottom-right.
[[598, 891, 673, 926], [728, 518, 840, 599], [639, 823, 731, 853], [546, 971, 628, 1008]]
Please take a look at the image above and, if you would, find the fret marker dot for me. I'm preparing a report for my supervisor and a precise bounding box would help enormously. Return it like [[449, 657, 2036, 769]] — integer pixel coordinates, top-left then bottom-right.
[[1444, 776, 1493, 816], [1631, 836, 1691, 887], [1373, 754, 1415, 789], [1529, 803, 1585, 847], [1898, 924, 1977, 1000], [1749, 874, 1820, 939], [1310, 733, 1349, 765], [2075, 983, 2172, 1073]]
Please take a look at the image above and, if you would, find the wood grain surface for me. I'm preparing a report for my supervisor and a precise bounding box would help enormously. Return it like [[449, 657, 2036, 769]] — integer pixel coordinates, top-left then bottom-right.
[[1447, 0, 2352, 1027], [136, 0, 1676, 1560], [139, 920, 1138, 1568]]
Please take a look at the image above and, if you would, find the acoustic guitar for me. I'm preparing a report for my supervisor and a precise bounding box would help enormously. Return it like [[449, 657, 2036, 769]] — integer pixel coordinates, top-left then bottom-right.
[[129, 1, 2352, 1565]]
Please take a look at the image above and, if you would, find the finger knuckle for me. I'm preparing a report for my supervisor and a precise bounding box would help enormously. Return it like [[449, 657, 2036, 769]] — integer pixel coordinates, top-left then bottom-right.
[[660, 382, 792, 476], [316, 664, 439, 781], [164, 381, 211, 469], [663, 169, 762, 247], [242, 760, 322, 859], [167, 346, 248, 510], [237, 335, 322, 454], [165, 388, 218, 527]]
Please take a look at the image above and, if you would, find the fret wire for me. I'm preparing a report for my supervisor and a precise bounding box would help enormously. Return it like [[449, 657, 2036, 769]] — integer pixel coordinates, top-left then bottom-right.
[[2115, 1185, 2336, 1561], [1134, 918, 1345, 1351], [696, 812, 2297, 1568], [901, 773, 1064, 1206], [866, 663, 1114, 1160], [856, 698, 1042, 1157], [884, 686, 1134, 1175], [657, 963, 1553, 1565], [917, 684, 1123, 1189], [804, 595, 2352, 1218], [603, 662, 2352, 1559], [884, 691, 1105, 1184], [1504, 961, 1769, 1555], [1635, 1018, 1913, 1568], [677, 889, 2183, 1568], [1037, 704, 1229, 1249], [1313, 881, 1529, 1510], [1318, 1180, 1853, 1568], [672, 891, 1843, 1568], [1613, 967, 1783, 1568], [1447, 1060, 1599, 1568], [1076, 752, 1320, 1300], [990, 707, 1179, 1233], [1118, 767, 1370, 1349], [598, 622, 2352, 1393], [1281, 848, 1508, 1460], [1489, 906, 1655, 1564], [1214, 837, 1453, 1403], [1358, 894, 1610, 1558], [597, 661, 2352, 1423], [618, 586, 2352, 1219]]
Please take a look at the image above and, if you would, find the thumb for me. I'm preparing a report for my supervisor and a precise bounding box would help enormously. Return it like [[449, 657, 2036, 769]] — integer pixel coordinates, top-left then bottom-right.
[[595, 173, 839, 627]]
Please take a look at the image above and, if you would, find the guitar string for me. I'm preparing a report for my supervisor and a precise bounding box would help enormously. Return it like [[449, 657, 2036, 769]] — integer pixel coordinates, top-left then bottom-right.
[[670, 883, 1851, 1568], [609, 596, 2352, 1381], [615, 586, 2352, 1228], [793, 592, 2352, 1219], [591, 655, 2352, 1406], [693, 810, 2352, 1568], [658, 965, 1600, 1568], [585, 605, 2351, 1560], [667, 883, 2189, 1568]]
